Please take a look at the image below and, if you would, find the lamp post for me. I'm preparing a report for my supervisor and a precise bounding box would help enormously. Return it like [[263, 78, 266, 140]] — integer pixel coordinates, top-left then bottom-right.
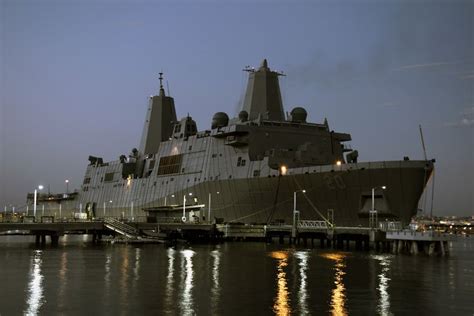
[[182, 195, 187, 222], [65, 179, 69, 194], [370, 186, 386, 229], [207, 191, 220, 224], [208, 193, 212, 224], [130, 198, 140, 222], [292, 189, 306, 238], [33, 185, 44, 219]]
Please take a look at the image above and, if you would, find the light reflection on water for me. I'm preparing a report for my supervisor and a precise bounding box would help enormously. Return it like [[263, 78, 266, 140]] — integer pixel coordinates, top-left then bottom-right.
[[211, 248, 221, 314], [321, 253, 347, 316], [295, 251, 309, 315], [104, 253, 112, 289], [164, 247, 176, 315], [372, 254, 392, 316], [133, 247, 141, 283], [57, 252, 68, 311], [270, 251, 291, 316], [120, 247, 130, 307], [103, 252, 112, 307], [180, 249, 195, 316], [2, 239, 470, 315], [24, 250, 44, 316]]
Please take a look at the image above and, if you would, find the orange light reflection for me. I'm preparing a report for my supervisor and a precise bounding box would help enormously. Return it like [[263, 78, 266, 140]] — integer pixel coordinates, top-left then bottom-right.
[[270, 251, 291, 316], [321, 252, 347, 316]]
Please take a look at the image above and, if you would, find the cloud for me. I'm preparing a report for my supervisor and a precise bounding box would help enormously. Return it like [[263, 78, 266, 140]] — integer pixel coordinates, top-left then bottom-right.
[[444, 106, 474, 127], [460, 74, 474, 80], [395, 61, 459, 71], [461, 107, 474, 115], [444, 120, 474, 127], [285, 54, 359, 89]]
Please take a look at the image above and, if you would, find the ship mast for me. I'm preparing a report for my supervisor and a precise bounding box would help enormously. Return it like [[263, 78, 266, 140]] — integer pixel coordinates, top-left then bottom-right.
[[159, 72, 165, 96]]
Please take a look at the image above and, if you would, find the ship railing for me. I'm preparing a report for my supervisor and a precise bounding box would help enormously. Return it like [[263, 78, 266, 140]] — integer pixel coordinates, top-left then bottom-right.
[[379, 221, 402, 232], [298, 220, 328, 229], [115, 216, 147, 223], [155, 217, 186, 224]]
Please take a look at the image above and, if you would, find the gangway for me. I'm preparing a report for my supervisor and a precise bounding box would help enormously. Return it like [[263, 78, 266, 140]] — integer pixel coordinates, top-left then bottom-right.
[[104, 218, 140, 239]]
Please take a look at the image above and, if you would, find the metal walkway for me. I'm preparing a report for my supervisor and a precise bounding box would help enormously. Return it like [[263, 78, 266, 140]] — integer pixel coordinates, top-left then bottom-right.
[[104, 218, 140, 239]]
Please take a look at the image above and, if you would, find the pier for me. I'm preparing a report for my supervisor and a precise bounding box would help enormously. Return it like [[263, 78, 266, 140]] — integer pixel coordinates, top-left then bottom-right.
[[0, 217, 457, 255], [386, 230, 456, 256]]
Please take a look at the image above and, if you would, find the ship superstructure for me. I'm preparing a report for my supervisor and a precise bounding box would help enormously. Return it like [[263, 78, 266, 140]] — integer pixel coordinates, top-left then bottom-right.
[[77, 60, 433, 226]]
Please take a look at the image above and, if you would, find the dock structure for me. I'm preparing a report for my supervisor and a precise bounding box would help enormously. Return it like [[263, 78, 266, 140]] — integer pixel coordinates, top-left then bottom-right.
[[0, 218, 456, 255], [214, 220, 455, 256], [386, 230, 457, 256], [0, 219, 105, 245], [0, 217, 219, 245], [217, 222, 376, 250]]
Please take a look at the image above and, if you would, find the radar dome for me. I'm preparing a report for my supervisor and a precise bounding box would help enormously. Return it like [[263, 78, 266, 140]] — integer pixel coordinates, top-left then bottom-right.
[[238, 110, 249, 122], [290, 107, 307, 123], [212, 112, 229, 129]]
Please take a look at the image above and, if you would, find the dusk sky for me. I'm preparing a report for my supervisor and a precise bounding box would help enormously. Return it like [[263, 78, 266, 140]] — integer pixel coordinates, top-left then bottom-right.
[[1, 0, 472, 216]]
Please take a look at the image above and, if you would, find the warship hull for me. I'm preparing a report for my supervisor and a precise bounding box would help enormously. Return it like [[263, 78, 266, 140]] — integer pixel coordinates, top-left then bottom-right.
[[78, 160, 432, 226]]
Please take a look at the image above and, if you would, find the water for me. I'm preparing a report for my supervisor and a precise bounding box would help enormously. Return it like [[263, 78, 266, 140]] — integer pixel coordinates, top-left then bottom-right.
[[0, 236, 473, 315]]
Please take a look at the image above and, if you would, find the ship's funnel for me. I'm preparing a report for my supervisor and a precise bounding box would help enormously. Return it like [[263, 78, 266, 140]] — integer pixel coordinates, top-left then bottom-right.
[[242, 59, 285, 121]]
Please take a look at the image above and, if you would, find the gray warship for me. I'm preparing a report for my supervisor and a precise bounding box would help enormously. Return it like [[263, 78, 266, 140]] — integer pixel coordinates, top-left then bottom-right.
[[78, 59, 434, 226]]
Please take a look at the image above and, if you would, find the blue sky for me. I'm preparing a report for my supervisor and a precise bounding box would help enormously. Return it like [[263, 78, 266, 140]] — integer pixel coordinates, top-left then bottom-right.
[[1, 0, 473, 215]]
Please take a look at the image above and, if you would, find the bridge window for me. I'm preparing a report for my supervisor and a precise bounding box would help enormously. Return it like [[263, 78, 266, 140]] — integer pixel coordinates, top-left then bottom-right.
[[104, 173, 114, 182]]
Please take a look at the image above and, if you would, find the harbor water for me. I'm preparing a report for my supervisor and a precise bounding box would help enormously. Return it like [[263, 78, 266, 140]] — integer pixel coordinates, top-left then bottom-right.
[[0, 236, 473, 315]]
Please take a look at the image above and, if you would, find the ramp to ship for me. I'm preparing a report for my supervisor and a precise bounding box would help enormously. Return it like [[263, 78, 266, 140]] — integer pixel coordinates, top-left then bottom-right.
[[104, 218, 140, 239]]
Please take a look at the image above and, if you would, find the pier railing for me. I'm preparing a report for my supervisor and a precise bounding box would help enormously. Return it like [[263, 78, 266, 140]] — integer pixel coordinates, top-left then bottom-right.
[[378, 221, 402, 232], [298, 220, 328, 229], [386, 230, 457, 241]]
